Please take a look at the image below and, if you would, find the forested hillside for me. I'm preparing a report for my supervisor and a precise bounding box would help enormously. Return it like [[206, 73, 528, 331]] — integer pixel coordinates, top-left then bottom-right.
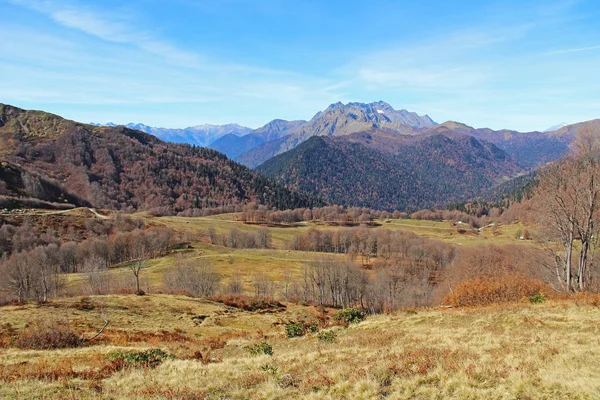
[[0, 104, 320, 213], [257, 132, 520, 211]]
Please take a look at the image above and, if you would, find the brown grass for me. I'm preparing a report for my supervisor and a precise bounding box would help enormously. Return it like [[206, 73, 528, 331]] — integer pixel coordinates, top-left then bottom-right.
[[444, 275, 550, 307], [209, 294, 286, 312], [14, 319, 82, 350], [1, 294, 600, 399]]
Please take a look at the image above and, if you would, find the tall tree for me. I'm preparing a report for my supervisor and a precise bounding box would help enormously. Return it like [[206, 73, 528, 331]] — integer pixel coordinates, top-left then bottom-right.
[[534, 125, 600, 291]]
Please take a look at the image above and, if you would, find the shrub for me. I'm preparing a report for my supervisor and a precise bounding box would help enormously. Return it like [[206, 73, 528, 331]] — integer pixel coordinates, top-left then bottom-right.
[[444, 276, 551, 307], [15, 320, 81, 350], [333, 308, 366, 324], [261, 364, 279, 374], [210, 295, 285, 312], [247, 342, 273, 356], [0, 323, 17, 348], [317, 330, 337, 343], [285, 321, 318, 338], [529, 292, 546, 304], [72, 297, 96, 311], [285, 322, 305, 338], [106, 349, 174, 368]]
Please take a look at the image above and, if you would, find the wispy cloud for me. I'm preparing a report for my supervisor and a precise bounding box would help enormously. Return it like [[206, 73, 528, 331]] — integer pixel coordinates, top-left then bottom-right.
[[3, 0, 599, 131], [541, 45, 600, 56], [10, 0, 202, 65]]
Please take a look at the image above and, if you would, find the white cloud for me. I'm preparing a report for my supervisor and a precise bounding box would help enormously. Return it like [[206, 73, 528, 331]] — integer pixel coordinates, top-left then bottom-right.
[[10, 0, 202, 65], [541, 45, 600, 56]]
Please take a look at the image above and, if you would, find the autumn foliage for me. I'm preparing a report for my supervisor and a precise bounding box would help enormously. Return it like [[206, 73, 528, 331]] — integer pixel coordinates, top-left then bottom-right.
[[444, 276, 550, 307]]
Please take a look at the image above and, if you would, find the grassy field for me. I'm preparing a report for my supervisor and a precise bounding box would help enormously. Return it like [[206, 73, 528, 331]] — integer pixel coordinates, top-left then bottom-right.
[[56, 210, 537, 295], [150, 212, 534, 248], [1, 294, 599, 399]]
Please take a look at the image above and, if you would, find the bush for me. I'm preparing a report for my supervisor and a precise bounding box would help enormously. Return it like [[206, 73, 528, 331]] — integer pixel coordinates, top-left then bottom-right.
[[444, 276, 551, 307], [15, 320, 81, 350], [285, 322, 305, 338], [317, 330, 337, 343], [106, 349, 174, 368], [247, 342, 273, 356], [210, 295, 285, 312], [333, 308, 366, 324], [72, 297, 96, 311], [285, 321, 318, 338], [529, 292, 546, 304]]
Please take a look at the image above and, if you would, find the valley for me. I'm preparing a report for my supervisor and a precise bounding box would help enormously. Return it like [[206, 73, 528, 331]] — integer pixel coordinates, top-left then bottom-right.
[[3, 1, 600, 398]]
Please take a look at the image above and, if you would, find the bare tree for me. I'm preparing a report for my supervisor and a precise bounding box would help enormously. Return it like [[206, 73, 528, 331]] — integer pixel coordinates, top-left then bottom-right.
[[280, 267, 293, 300], [534, 124, 600, 291], [253, 272, 275, 298], [226, 272, 244, 294], [208, 225, 216, 244], [128, 238, 148, 294], [257, 227, 271, 249], [83, 255, 109, 295], [164, 257, 221, 297]]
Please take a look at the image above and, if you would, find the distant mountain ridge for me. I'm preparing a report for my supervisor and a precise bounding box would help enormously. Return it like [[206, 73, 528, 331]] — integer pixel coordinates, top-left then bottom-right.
[[91, 103, 590, 173], [428, 121, 577, 169], [209, 119, 306, 159], [91, 122, 252, 147], [543, 123, 568, 133], [236, 101, 437, 167]]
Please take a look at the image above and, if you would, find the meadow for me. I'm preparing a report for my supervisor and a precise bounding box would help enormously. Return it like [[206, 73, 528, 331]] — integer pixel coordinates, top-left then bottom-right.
[[1, 209, 572, 400], [1, 294, 599, 399], [59, 211, 534, 295]]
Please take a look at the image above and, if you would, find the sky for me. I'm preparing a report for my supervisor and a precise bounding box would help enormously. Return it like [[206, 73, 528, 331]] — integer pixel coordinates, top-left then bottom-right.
[[1, 0, 599, 131]]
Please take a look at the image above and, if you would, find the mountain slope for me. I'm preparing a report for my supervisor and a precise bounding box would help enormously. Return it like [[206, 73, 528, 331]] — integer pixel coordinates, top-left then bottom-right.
[[429, 121, 577, 168], [250, 119, 307, 142], [92, 122, 252, 147], [237, 101, 435, 167], [208, 119, 306, 159], [0, 104, 319, 212], [209, 133, 267, 159], [257, 132, 520, 211]]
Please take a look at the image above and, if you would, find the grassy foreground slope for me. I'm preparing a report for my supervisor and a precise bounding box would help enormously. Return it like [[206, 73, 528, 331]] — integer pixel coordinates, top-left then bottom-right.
[[1, 294, 599, 399]]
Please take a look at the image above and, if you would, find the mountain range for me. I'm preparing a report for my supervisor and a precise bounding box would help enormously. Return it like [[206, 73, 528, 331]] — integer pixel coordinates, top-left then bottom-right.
[[91, 122, 252, 147], [4, 101, 597, 212], [235, 101, 437, 167]]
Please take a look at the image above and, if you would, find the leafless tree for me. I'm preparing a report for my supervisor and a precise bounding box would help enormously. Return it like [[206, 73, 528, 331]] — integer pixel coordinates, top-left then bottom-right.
[[83, 255, 109, 295], [164, 257, 221, 297], [257, 227, 271, 249], [226, 272, 244, 294], [253, 272, 275, 298], [534, 124, 600, 291]]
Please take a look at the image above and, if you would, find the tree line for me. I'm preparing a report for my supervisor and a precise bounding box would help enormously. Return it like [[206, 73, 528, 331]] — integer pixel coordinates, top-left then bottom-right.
[[0, 227, 176, 303]]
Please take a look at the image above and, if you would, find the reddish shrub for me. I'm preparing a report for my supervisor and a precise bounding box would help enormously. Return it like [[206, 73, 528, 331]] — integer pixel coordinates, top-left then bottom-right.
[[72, 297, 96, 311], [0, 323, 17, 348], [15, 320, 81, 350], [444, 276, 550, 307], [209, 295, 285, 312]]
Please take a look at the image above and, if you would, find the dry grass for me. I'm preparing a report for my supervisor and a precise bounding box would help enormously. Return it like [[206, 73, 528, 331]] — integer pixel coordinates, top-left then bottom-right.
[[0, 294, 599, 399], [149, 212, 536, 248], [62, 211, 537, 295]]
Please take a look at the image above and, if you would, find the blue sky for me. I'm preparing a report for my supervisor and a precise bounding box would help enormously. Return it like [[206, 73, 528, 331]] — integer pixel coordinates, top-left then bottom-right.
[[1, 0, 599, 131]]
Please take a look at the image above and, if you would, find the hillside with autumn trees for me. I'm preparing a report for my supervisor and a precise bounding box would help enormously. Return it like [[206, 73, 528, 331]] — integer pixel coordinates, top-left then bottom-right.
[[257, 132, 521, 211], [0, 104, 320, 214]]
